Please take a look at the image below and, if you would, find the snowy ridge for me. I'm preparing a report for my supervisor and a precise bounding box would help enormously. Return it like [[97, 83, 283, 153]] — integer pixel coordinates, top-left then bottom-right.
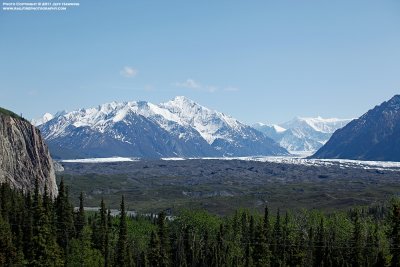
[[161, 96, 243, 144], [254, 116, 353, 152], [42, 100, 191, 141], [254, 123, 286, 133], [287, 116, 352, 133], [38, 96, 287, 159]]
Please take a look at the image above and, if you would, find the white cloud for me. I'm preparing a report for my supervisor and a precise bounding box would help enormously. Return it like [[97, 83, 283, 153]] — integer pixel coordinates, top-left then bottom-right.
[[174, 78, 239, 93], [174, 79, 201, 89], [205, 85, 218, 93], [120, 66, 138, 78]]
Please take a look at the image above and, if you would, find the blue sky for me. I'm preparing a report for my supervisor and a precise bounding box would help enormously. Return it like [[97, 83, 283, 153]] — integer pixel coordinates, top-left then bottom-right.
[[1, 0, 399, 124]]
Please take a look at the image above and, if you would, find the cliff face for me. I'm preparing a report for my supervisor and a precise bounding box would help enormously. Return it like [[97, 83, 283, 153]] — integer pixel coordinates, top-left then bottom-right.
[[0, 112, 58, 196]]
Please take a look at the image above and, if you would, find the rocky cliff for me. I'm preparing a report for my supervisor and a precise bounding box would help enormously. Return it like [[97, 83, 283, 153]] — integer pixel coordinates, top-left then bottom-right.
[[0, 109, 58, 196]]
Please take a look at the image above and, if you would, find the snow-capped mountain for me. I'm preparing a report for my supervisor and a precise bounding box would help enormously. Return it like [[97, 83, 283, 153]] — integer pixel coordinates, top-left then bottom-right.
[[38, 96, 288, 159], [253, 116, 352, 152], [313, 95, 400, 161], [31, 113, 54, 126]]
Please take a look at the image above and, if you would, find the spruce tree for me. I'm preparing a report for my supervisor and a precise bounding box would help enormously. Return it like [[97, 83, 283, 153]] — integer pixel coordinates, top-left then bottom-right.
[[68, 225, 104, 266], [105, 208, 112, 267], [75, 192, 85, 239], [183, 226, 194, 266], [282, 212, 292, 265], [31, 177, 63, 266], [314, 218, 325, 267], [200, 230, 212, 267], [55, 178, 75, 256], [157, 211, 170, 267], [390, 200, 400, 267], [23, 191, 34, 262], [351, 210, 363, 267], [216, 223, 227, 267], [115, 195, 129, 267], [272, 209, 282, 266], [0, 213, 16, 266], [148, 230, 161, 267], [253, 223, 269, 267], [263, 206, 271, 243]]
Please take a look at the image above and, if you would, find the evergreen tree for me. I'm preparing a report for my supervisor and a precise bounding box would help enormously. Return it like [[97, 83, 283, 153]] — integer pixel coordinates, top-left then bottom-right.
[[263, 206, 271, 243], [0, 213, 16, 266], [75, 192, 86, 239], [55, 178, 75, 256], [31, 177, 63, 266], [252, 222, 270, 267], [148, 230, 161, 267], [365, 223, 379, 267], [375, 251, 388, 267], [390, 200, 400, 267], [157, 211, 170, 267], [200, 230, 212, 267], [42, 183, 51, 217], [105, 208, 112, 267], [115, 195, 129, 267], [216, 223, 226, 267], [282, 212, 291, 265], [272, 209, 282, 266], [68, 226, 104, 267], [314, 218, 325, 267], [183, 226, 194, 266], [351, 210, 363, 267], [23, 191, 34, 262], [140, 251, 149, 267], [306, 226, 314, 267]]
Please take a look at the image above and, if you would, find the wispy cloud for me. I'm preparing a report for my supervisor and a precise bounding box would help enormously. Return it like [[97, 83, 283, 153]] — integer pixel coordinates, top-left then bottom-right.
[[120, 66, 138, 78], [174, 78, 239, 93], [174, 79, 201, 89]]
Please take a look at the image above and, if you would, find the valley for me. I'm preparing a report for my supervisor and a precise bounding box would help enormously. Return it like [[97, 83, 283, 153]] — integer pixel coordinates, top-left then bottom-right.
[[58, 157, 400, 215]]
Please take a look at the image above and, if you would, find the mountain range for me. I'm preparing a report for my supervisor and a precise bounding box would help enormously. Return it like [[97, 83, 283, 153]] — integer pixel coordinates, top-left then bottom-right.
[[33, 95, 400, 162], [36, 96, 288, 159], [313, 95, 400, 161], [253, 117, 352, 152]]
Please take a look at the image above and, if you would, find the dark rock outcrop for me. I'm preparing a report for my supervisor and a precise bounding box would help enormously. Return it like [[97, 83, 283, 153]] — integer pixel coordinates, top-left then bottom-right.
[[312, 95, 400, 161], [0, 110, 58, 196]]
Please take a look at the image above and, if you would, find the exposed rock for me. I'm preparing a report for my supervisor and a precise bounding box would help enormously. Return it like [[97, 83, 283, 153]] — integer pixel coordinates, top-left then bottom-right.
[[312, 95, 400, 161], [53, 161, 64, 172], [0, 111, 58, 196]]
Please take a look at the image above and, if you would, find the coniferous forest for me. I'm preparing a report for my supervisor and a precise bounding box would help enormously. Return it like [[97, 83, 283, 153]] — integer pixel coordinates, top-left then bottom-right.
[[2, 179, 400, 266]]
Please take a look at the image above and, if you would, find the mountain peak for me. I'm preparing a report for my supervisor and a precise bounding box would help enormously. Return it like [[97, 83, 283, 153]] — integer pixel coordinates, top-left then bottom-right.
[[168, 96, 198, 107], [174, 95, 192, 101], [386, 94, 400, 108], [313, 95, 400, 161]]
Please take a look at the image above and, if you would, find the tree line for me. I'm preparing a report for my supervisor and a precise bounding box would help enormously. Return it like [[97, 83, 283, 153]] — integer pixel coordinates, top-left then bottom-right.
[[1, 179, 400, 266]]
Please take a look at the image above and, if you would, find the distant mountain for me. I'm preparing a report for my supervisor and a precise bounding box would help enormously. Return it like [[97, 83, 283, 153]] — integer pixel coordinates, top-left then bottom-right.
[[253, 117, 351, 152], [38, 96, 288, 159], [31, 112, 54, 126], [312, 95, 400, 161]]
